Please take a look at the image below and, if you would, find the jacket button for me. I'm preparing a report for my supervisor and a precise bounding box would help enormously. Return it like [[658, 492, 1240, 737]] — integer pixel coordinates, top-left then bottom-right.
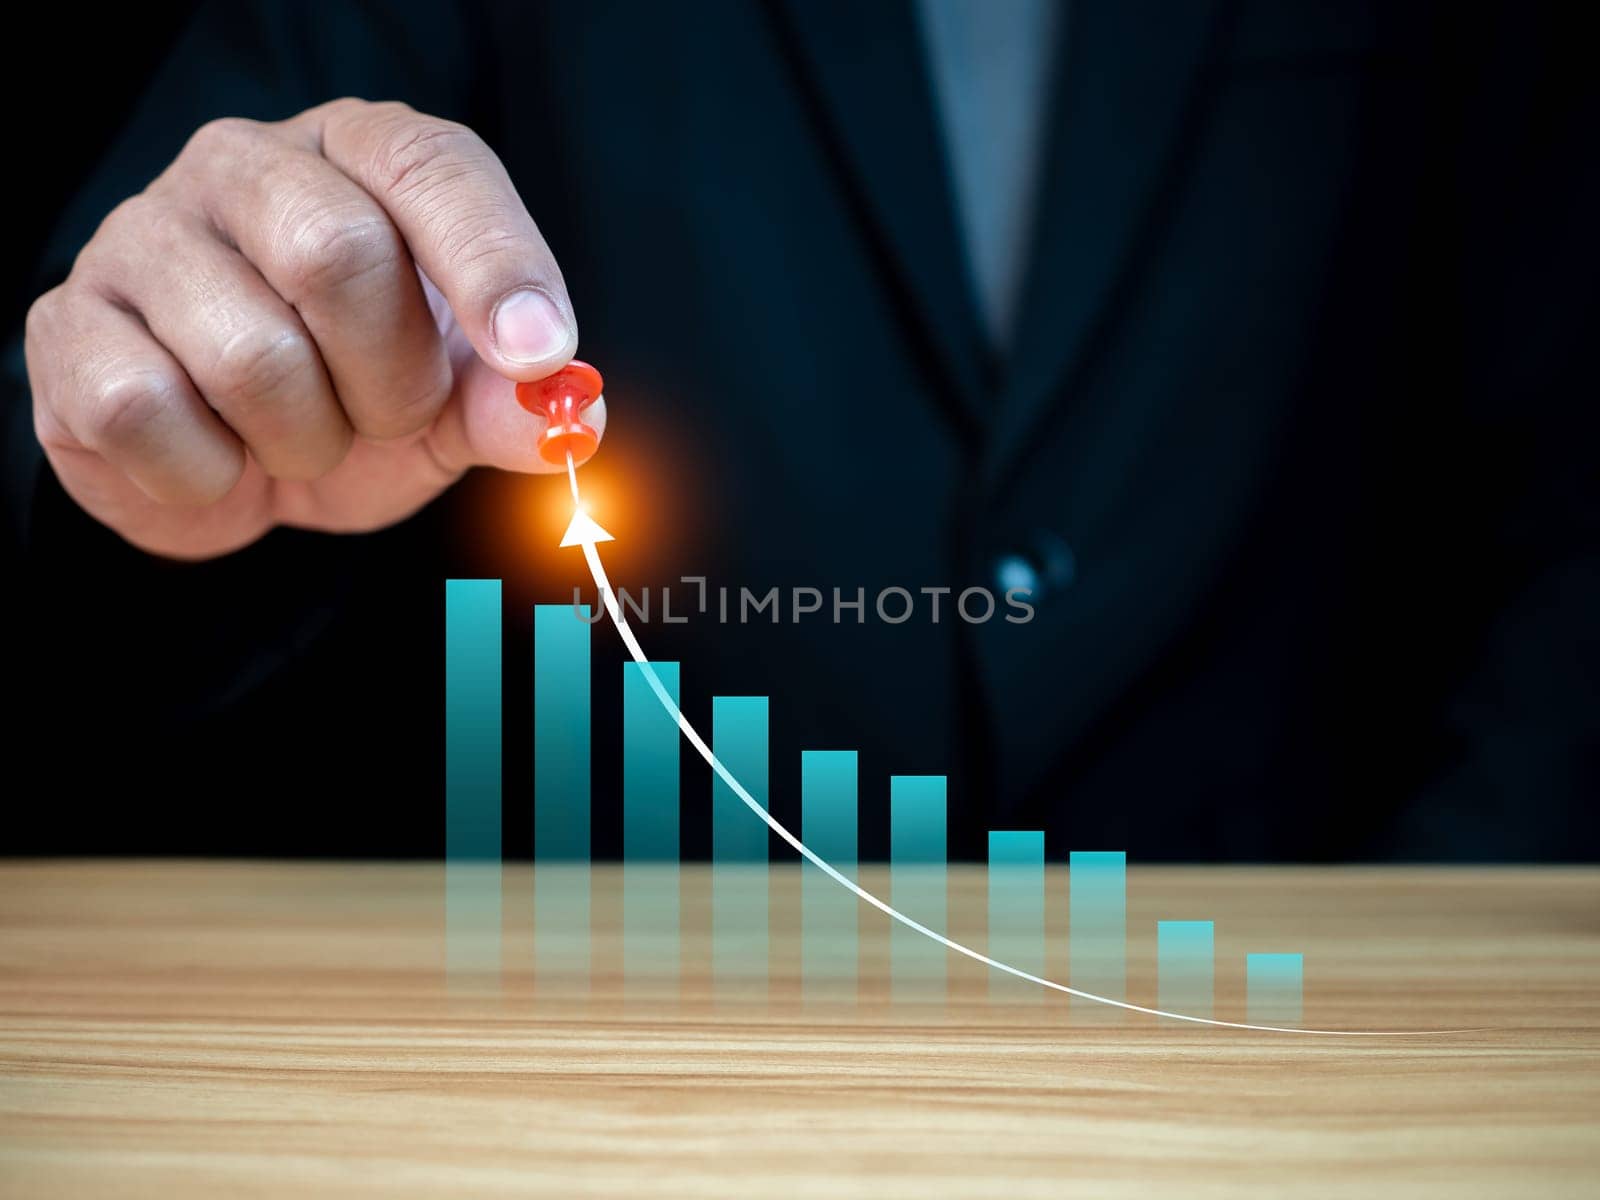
[[994, 553, 1041, 598], [993, 532, 1075, 602]]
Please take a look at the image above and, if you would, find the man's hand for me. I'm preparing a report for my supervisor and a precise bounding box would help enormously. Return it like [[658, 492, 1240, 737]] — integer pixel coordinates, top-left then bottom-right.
[[23, 98, 603, 559]]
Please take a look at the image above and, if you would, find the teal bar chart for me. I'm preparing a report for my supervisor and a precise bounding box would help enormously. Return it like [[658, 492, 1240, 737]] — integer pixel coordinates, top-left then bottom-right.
[[623, 662, 680, 991], [441, 583, 1316, 1027], [988, 831, 1044, 1001], [1069, 851, 1126, 1020], [1247, 953, 1304, 1025], [890, 776, 947, 998], [801, 751, 858, 999], [712, 697, 769, 995], [532, 604, 591, 980], [1157, 920, 1215, 1021], [445, 580, 502, 976]]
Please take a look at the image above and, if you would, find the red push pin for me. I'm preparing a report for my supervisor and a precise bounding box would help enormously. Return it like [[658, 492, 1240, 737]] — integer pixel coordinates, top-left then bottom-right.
[[515, 360, 603, 467]]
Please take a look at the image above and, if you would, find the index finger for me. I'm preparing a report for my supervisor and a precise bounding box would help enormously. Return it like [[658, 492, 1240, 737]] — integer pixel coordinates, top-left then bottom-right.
[[307, 99, 578, 379]]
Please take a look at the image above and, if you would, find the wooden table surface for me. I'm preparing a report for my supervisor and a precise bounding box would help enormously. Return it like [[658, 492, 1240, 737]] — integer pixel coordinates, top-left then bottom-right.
[[1, 861, 1597, 1198]]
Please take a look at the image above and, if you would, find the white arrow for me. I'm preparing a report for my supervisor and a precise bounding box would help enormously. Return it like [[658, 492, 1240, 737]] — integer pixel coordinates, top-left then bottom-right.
[[556, 456, 1471, 1036], [560, 509, 614, 549]]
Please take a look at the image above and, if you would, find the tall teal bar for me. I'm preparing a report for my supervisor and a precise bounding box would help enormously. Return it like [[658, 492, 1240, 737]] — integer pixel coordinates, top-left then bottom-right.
[[1069, 851, 1126, 1021], [988, 831, 1044, 1002], [532, 603, 591, 981], [712, 697, 768, 995], [1247, 953, 1304, 1025], [1157, 920, 1214, 1021], [801, 751, 858, 999], [890, 776, 947, 998], [445, 580, 501, 977], [623, 662, 680, 990], [624, 663, 680, 859]]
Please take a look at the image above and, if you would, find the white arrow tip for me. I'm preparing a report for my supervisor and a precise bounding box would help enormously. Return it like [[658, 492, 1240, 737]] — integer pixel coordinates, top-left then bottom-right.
[[560, 508, 615, 548]]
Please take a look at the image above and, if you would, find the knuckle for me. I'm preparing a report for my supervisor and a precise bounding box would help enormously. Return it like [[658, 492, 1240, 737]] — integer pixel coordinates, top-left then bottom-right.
[[311, 96, 366, 124], [183, 116, 264, 162], [361, 98, 418, 124], [84, 370, 178, 449], [22, 286, 64, 352], [445, 219, 530, 272], [208, 324, 316, 411], [277, 210, 403, 301], [79, 194, 187, 276], [321, 96, 409, 124], [90, 193, 154, 247], [371, 117, 484, 201]]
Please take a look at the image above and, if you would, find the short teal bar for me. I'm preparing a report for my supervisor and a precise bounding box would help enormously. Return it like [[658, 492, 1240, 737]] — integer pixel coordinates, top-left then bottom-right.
[[1158, 920, 1215, 1020], [532, 603, 591, 981], [890, 775, 947, 998], [1069, 851, 1126, 1020], [623, 663, 680, 992], [445, 580, 502, 976], [1247, 953, 1304, 1025], [712, 697, 769, 994], [801, 751, 858, 998], [988, 831, 1044, 1001]]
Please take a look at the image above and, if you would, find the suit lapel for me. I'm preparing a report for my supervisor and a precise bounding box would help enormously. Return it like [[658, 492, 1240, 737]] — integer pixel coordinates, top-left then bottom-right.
[[766, 0, 989, 433], [980, 0, 1232, 493]]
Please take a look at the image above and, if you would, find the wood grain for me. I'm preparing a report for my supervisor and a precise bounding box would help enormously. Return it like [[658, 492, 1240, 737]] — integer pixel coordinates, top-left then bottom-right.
[[1, 861, 1596, 1198]]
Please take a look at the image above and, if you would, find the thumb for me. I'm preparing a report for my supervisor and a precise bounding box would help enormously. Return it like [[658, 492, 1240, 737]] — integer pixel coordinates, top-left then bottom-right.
[[314, 101, 579, 378]]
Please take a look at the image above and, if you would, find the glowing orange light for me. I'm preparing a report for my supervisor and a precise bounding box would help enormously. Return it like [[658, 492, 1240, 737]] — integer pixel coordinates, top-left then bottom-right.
[[460, 378, 702, 593]]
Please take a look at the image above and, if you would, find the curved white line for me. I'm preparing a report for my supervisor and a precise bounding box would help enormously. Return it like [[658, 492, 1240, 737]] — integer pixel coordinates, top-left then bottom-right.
[[564, 458, 1480, 1036]]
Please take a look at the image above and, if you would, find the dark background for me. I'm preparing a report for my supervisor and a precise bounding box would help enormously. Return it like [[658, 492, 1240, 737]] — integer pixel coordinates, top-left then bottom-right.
[[5, 2, 1598, 864], [2, 7, 198, 333]]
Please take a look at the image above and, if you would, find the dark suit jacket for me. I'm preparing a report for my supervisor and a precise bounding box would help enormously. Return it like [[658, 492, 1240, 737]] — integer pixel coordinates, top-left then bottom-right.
[[6, 1, 1597, 861]]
